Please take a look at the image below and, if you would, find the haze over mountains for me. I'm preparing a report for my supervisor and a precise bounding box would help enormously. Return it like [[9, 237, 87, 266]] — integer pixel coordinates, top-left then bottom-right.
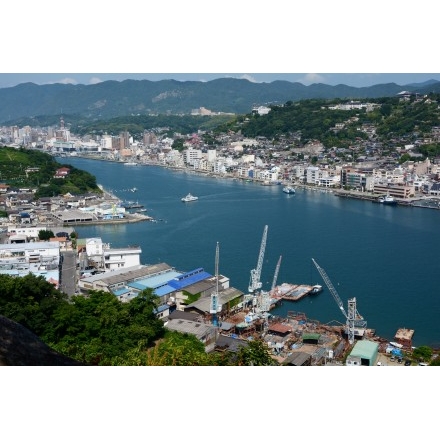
[[1, 77, 440, 124]]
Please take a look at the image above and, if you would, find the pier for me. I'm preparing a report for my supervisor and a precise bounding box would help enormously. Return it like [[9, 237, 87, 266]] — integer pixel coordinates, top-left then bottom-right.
[[271, 283, 316, 302], [333, 190, 440, 209]]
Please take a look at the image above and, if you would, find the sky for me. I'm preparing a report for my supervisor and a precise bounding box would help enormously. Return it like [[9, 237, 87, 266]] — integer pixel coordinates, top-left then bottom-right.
[[1, 72, 440, 89]]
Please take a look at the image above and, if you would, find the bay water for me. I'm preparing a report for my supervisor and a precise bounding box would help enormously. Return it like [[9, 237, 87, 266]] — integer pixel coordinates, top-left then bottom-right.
[[60, 157, 440, 347]]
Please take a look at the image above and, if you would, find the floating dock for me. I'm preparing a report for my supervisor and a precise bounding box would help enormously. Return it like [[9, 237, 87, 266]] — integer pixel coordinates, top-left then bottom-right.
[[272, 283, 316, 302]]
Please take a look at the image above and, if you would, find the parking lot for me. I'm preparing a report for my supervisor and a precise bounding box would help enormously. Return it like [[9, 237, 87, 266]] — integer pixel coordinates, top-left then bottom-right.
[[376, 352, 412, 366]]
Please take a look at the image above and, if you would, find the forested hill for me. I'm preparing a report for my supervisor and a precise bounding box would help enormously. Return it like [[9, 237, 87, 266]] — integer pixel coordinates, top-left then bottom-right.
[[0, 147, 101, 197], [1, 77, 440, 123], [216, 94, 440, 154]]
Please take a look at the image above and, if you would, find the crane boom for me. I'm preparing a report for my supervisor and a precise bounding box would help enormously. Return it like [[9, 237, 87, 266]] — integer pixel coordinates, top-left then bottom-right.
[[248, 225, 268, 293], [271, 255, 282, 292], [210, 242, 221, 325], [311, 258, 347, 318], [312, 258, 367, 345]]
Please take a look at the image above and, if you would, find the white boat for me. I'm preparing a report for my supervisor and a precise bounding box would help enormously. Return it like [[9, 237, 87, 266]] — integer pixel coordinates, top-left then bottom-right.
[[181, 193, 198, 202], [282, 186, 295, 194], [310, 284, 323, 295], [124, 162, 138, 166], [378, 194, 397, 205]]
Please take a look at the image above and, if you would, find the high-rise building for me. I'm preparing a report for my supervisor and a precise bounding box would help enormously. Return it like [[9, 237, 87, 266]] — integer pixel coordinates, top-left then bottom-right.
[[120, 131, 130, 150]]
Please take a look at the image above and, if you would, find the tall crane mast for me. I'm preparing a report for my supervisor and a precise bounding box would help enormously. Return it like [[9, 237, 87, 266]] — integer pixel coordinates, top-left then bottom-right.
[[271, 255, 282, 292], [311, 258, 367, 345], [210, 241, 222, 326], [248, 225, 268, 293]]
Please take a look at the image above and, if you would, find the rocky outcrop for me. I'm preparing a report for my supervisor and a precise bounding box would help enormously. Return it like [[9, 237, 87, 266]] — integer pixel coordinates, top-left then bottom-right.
[[0, 315, 82, 366]]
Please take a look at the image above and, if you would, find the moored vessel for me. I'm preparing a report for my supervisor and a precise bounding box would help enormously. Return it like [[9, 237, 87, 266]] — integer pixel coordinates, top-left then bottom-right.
[[282, 186, 295, 194], [378, 194, 397, 205], [310, 284, 323, 295]]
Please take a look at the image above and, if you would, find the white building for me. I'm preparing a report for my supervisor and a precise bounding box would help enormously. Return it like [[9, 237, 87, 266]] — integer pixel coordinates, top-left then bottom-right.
[[100, 135, 113, 151], [0, 241, 61, 287], [0, 241, 60, 266], [306, 166, 320, 184], [82, 237, 141, 272], [7, 226, 48, 240], [207, 149, 217, 162], [184, 147, 202, 165]]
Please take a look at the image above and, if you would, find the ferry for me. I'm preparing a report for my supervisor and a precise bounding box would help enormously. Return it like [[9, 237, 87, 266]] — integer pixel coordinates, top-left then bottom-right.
[[181, 193, 198, 202]]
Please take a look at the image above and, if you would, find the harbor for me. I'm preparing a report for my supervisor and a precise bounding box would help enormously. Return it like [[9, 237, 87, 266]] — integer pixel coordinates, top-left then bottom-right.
[[54, 157, 440, 348]]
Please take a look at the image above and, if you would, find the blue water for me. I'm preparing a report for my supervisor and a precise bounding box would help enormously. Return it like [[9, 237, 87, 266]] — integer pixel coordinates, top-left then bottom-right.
[[59, 157, 440, 347]]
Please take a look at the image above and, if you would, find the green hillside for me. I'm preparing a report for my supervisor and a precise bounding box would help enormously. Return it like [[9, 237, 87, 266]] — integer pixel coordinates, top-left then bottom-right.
[[0, 147, 102, 197], [217, 95, 440, 152]]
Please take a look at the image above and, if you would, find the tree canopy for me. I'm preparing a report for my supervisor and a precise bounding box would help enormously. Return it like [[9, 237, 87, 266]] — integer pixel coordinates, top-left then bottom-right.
[[0, 274, 278, 366]]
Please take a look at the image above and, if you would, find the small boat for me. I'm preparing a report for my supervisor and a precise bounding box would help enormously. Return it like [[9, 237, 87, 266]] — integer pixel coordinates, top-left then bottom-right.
[[181, 193, 198, 202], [378, 194, 397, 205], [124, 162, 138, 166], [120, 201, 144, 209], [282, 186, 296, 194], [310, 285, 323, 295]]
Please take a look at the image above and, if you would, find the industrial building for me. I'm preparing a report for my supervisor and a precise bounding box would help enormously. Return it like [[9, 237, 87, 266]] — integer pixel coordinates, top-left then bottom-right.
[[346, 339, 379, 366]]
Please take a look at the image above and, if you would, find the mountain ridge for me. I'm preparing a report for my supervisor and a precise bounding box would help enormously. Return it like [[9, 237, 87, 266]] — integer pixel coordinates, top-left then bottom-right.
[[1, 77, 439, 123]]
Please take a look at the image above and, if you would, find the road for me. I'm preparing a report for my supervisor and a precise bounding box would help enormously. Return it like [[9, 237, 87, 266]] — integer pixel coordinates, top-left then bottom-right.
[[59, 250, 77, 297]]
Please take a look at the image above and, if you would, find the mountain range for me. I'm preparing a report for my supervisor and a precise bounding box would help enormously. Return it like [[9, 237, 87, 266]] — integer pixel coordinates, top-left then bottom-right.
[[1, 77, 440, 124]]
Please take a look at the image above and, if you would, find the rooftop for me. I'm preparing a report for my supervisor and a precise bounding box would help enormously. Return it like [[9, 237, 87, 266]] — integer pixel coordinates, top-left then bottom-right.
[[395, 328, 415, 341]]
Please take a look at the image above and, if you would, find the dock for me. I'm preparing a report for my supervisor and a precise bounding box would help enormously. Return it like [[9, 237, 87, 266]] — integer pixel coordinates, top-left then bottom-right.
[[271, 283, 316, 302]]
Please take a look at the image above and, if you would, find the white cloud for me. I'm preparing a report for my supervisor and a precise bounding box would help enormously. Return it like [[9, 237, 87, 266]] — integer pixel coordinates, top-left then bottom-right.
[[298, 73, 326, 85], [56, 77, 78, 85], [89, 77, 102, 85], [239, 74, 259, 83]]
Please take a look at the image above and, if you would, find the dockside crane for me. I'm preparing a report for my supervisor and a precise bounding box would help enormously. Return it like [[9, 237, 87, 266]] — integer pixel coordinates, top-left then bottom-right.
[[271, 255, 282, 292], [248, 225, 268, 293], [311, 258, 367, 345], [210, 241, 222, 326]]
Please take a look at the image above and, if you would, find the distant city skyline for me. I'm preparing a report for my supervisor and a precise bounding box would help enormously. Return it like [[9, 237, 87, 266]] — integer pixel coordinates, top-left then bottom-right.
[[1, 73, 440, 90]]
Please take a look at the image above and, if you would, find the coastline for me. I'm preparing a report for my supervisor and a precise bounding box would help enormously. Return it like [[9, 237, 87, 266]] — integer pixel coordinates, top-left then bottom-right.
[[61, 154, 439, 210]]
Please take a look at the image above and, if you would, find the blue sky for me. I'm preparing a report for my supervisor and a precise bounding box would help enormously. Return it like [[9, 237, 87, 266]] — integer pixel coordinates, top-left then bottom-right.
[[1, 73, 440, 89]]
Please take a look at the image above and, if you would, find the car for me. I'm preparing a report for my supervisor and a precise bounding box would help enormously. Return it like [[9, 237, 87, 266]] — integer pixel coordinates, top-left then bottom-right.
[[390, 356, 396, 362], [397, 357, 403, 363], [404, 360, 411, 366], [376, 362, 382, 366], [418, 362, 428, 366]]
